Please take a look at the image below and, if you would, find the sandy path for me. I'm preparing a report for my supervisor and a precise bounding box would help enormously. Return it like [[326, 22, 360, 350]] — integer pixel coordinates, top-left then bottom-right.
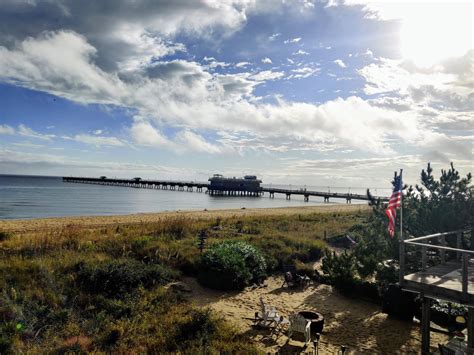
[[184, 276, 448, 354], [0, 204, 368, 233]]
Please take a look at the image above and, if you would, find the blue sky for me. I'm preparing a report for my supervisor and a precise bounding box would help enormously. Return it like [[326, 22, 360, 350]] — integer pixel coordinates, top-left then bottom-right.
[[0, 0, 472, 187]]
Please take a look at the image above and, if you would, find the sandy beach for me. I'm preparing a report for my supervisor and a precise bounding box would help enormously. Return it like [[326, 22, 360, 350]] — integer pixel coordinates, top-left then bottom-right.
[[183, 275, 449, 354], [0, 204, 369, 233]]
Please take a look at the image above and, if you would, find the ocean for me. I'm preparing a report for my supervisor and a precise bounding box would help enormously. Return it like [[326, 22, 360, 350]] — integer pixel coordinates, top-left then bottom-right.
[[0, 174, 385, 220]]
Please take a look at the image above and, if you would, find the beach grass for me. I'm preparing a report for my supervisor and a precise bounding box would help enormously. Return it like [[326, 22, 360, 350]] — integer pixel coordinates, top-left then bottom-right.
[[0, 205, 367, 352]]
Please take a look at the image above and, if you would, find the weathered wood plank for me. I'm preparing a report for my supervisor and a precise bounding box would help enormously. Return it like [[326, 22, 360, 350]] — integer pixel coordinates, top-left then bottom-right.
[[403, 262, 474, 305]]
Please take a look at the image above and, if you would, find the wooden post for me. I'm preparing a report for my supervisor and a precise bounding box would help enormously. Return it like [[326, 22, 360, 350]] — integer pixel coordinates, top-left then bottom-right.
[[457, 232, 462, 261], [399, 240, 405, 285], [422, 246, 427, 272], [421, 296, 431, 355], [463, 253, 468, 297], [471, 230, 474, 251], [439, 235, 446, 264], [468, 307, 474, 351]]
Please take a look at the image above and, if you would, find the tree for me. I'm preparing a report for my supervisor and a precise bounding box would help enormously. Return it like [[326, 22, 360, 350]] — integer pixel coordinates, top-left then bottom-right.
[[404, 162, 472, 236], [353, 163, 472, 279]]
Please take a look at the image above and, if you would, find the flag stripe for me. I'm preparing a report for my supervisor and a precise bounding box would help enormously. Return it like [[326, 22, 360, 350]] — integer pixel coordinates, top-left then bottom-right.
[[385, 171, 402, 238]]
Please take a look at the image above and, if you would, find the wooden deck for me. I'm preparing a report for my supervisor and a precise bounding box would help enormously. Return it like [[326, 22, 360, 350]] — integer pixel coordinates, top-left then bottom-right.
[[403, 261, 474, 305]]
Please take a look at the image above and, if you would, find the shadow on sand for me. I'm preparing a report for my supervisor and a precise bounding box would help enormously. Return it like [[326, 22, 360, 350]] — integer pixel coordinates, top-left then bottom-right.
[[300, 286, 414, 353]]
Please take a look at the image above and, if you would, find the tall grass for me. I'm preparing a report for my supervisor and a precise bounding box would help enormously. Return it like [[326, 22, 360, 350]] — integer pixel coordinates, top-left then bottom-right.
[[0, 209, 367, 352]]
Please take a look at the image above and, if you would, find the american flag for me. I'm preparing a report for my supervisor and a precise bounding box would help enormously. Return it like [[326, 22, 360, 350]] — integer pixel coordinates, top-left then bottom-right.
[[385, 170, 403, 238]]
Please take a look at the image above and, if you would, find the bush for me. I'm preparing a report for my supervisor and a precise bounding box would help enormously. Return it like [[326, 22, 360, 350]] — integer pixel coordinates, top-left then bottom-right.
[[76, 259, 177, 297], [375, 259, 399, 292], [321, 250, 357, 291], [198, 241, 266, 290]]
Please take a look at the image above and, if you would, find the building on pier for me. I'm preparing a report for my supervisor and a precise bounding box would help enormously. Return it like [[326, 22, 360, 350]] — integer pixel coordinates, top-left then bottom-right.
[[208, 174, 262, 196]]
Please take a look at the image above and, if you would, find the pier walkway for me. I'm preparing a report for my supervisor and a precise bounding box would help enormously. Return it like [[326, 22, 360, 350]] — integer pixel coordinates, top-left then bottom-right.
[[261, 187, 386, 203], [63, 176, 388, 203]]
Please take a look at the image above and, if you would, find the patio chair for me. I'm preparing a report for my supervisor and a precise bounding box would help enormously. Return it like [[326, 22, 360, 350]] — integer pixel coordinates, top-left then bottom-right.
[[255, 297, 280, 327], [282, 265, 310, 289], [288, 313, 311, 345]]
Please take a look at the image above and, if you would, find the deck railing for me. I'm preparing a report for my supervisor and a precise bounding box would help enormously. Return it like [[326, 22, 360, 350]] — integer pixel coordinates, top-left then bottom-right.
[[400, 229, 473, 297]]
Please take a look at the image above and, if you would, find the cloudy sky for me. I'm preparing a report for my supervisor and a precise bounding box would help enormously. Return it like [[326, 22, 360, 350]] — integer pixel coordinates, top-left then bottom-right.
[[0, 0, 472, 188]]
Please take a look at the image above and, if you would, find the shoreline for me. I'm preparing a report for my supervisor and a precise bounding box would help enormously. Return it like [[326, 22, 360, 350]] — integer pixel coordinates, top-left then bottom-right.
[[0, 204, 368, 233]]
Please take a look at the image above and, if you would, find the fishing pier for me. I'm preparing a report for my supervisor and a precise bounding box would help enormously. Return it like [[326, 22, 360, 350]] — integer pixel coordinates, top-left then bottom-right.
[[62, 175, 389, 203]]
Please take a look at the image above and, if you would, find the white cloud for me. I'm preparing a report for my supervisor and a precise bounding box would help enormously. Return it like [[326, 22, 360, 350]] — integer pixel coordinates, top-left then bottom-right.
[[261, 57, 273, 64], [288, 66, 320, 79], [334, 59, 346, 68], [130, 121, 172, 148], [332, 1, 472, 67], [205, 59, 231, 69], [12, 142, 44, 149], [72, 134, 125, 147], [268, 33, 281, 41], [0, 148, 213, 180], [284, 37, 302, 44], [0, 124, 15, 135], [18, 124, 55, 141], [235, 61, 251, 68], [0, 31, 469, 160], [175, 130, 223, 154], [293, 50, 308, 55], [130, 121, 225, 154], [358, 56, 473, 112], [250, 70, 285, 81], [0, 31, 126, 105]]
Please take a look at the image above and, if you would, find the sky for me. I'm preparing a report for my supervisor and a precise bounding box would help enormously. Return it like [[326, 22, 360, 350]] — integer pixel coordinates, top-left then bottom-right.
[[0, 0, 472, 188]]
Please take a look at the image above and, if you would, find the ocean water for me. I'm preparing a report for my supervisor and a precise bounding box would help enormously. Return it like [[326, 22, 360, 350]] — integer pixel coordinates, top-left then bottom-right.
[[0, 174, 384, 220]]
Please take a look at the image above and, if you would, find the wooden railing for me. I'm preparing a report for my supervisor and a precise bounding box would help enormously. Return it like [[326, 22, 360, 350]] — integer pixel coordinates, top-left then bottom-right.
[[400, 229, 473, 297]]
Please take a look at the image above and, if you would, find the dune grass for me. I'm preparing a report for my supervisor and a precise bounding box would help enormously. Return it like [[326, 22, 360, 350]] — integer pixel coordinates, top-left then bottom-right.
[[0, 208, 367, 352]]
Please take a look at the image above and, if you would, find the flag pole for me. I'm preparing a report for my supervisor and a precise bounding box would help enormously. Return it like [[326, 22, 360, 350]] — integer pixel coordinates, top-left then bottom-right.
[[400, 169, 403, 241], [399, 169, 404, 285]]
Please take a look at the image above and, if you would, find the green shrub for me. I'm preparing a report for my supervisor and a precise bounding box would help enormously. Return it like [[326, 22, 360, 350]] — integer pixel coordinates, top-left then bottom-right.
[[76, 259, 177, 297], [321, 250, 357, 292], [198, 241, 266, 290], [375, 259, 399, 292]]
